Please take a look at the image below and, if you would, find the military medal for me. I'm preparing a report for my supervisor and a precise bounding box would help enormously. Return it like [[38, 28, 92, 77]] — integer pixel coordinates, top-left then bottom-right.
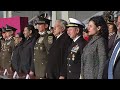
[[72, 54, 75, 61], [48, 36, 53, 44], [71, 44, 79, 53]]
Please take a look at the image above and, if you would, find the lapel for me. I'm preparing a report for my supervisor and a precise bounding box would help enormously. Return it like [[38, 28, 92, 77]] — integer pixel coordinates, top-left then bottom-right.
[[113, 42, 120, 68], [50, 33, 65, 49]]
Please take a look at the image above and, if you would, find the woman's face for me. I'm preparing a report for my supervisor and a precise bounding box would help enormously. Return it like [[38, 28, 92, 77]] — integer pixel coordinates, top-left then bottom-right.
[[87, 21, 98, 36], [108, 24, 114, 33]]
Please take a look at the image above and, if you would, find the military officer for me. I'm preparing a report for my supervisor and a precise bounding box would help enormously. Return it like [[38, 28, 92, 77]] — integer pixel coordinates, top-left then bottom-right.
[[1, 24, 16, 73], [0, 27, 7, 69], [0, 28, 2, 41], [33, 15, 54, 79], [0, 28, 3, 51], [66, 18, 87, 79]]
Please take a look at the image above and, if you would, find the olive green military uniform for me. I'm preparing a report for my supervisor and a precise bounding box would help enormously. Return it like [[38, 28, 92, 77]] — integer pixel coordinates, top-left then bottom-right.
[[34, 31, 54, 78], [1, 37, 14, 70], [0, 39, 5, 69]]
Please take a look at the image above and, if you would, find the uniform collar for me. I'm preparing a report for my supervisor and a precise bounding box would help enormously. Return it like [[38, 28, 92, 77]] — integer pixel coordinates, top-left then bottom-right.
[[73, 35, 81, 42], [56, 33, 63, 39], [39, 31, 46, 35]]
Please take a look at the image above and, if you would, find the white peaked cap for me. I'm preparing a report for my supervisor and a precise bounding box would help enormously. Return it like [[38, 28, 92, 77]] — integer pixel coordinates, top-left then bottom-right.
[[67, 18, 85, 28]]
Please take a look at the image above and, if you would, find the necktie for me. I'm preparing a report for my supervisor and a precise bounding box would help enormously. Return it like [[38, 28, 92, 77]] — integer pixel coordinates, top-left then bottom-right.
[[108, 41, 120, 79]]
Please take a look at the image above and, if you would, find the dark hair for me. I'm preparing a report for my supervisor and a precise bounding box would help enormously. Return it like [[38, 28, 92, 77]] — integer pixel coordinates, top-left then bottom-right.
[[17, 32, 24, 38], [16, 32, 25, 41], [89, 16, 108, 41], [25, 24, 35, 35], [108, 23, 117, 34]]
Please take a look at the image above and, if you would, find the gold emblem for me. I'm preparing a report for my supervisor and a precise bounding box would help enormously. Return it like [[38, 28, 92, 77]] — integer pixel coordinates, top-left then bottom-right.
[[48, 36, 53, 44]]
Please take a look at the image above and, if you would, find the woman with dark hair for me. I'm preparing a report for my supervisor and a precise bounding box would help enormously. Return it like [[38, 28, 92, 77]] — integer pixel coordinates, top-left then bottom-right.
[[80, 16, 108, 79], [19, 25, 36, 76], [11, 32, 24, 73]]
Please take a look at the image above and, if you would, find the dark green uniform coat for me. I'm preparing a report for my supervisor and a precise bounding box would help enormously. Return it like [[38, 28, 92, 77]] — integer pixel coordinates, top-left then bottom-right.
[[33, 31, 54, 78], [1, 37, 14, 70]]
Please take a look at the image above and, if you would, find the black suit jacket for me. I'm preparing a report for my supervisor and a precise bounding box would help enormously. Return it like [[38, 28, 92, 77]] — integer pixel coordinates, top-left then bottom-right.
[[11, 42, 23, 72], [67, 36, 87, 79], [19, 36, 36, 74], [46, 32, 72, 79]]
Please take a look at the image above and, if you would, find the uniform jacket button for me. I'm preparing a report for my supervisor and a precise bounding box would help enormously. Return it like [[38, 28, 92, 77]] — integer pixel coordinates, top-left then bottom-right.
[[69, 71, 71, 73]]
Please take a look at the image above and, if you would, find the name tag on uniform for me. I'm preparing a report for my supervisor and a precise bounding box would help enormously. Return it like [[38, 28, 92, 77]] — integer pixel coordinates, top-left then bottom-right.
[[71, 44, 79, 53], [38, 37, 44, 44], [48, 36, 53, 44]]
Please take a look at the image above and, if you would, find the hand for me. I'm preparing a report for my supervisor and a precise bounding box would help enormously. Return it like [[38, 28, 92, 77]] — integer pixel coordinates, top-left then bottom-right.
[[59, 76, 65, 79], [29, 71, 34, 76]]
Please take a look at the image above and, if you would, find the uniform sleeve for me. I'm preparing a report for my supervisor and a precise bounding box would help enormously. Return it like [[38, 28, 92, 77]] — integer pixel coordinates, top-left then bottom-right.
[[97, 38, 108, 79]]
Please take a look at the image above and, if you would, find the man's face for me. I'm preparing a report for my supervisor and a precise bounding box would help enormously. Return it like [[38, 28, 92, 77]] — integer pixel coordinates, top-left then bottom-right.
[[14, 34, 22, 45], [117, 16, 120, 32], [37, 23, 48, 32], [5, 31, 13, 38], [2, 32, 6, 39], [67, 27, 79, 39], [23, 27, 31, 38], [53, 21, 63, 37]]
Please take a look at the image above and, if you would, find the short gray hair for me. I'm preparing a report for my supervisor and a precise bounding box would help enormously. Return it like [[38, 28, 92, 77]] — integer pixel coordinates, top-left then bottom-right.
[[56, 19, 68, 30]]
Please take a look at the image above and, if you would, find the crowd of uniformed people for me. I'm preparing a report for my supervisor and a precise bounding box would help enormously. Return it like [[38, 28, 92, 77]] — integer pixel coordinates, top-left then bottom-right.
[[0, 11, 120, 79]]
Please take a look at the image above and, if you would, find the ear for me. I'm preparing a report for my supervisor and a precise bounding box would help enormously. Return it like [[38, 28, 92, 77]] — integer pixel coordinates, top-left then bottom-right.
[[45, 24, 48, 29], [97, 26, 101, 31], [76, 27, 80, 34], [29, 30, 32, 34]]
